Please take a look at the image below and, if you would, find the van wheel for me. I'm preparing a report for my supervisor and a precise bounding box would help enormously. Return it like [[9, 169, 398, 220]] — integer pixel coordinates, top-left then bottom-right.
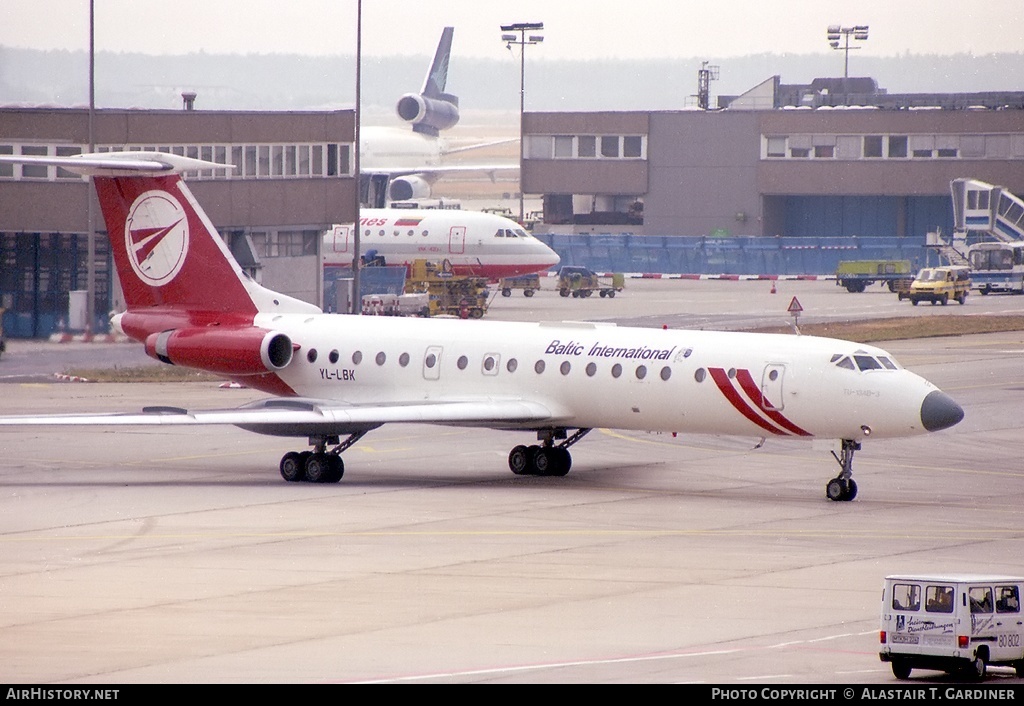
[[891, 660, 911, 680], [940, 293, 949, 306], [965, 653, 987, 681]]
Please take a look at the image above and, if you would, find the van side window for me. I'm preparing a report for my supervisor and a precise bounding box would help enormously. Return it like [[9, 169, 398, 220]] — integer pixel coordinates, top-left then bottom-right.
[[969, 586, 994, 613], [925, 585, 954, 613], [893, 583, 920, 611], [996, 585, 1020, 613]]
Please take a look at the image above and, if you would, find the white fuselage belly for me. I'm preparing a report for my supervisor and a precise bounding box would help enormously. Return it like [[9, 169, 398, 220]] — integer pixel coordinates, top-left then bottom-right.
[[257, 313, 936, 441]]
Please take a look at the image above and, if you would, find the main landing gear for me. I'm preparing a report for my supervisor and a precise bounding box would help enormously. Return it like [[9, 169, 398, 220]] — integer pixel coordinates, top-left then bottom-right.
[[279, 432, 368, 483], [826, 439, 860, 501], [508, 428, 591, 477]]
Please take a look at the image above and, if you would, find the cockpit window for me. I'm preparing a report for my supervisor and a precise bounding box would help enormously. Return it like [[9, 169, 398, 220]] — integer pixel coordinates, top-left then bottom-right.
[[854, 355, 883, 371], [833, 355, 855, 370], [495, 229, 505, 238], [833, 352, 900, 371], [878, 356, 898, 370], [513, 229, 529, 238]]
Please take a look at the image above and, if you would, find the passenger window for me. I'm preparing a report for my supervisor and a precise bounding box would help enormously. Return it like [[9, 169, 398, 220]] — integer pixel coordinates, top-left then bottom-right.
[[586, 362, 597, 377], [399, 352, 410, 367], [660, 366, 672, 381], [892, 583, 921, 611], [925, 585, 954, 613], [534, 360, 545, 374], [352, 351, 363, 365], [507, 358, 518, 373], [457, 355, 468, 370], [635, 365, 647, 380], [611, 363, 622, 378], [560, 361, 571, 375], [969, 587, 994, 613], [996, 586, 1020, 613]]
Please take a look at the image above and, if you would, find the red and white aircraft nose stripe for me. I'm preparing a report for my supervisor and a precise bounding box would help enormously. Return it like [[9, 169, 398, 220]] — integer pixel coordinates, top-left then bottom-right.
[[709, 367, 813, 437]]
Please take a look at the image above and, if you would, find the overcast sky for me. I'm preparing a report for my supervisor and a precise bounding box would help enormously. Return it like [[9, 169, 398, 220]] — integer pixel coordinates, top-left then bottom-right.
[[1, 0, 1022, 61]]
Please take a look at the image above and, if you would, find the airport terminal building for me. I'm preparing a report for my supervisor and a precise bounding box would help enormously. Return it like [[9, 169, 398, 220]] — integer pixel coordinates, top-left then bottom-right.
[[0, 107, 355, 337], [3, 75, 1024, 337], [523, 76, 1024, 239]]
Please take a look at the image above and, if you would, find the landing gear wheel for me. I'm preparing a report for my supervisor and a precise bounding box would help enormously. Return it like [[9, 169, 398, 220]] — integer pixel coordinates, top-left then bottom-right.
[[549, 447, 572, 476], [891, 660, 912, 680], [826, 478, 847, 501], [845, 478, 858, 501], [305, 453, 331, 483], [280, 452, 305, 482], [531, 445, 552, 475], [509, 445, 531, 475], [326, 454, 344, 483]]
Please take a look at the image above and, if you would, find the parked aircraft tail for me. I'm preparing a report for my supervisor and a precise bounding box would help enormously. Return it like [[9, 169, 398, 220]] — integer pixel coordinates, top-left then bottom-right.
[[395, 26, 460, 137]]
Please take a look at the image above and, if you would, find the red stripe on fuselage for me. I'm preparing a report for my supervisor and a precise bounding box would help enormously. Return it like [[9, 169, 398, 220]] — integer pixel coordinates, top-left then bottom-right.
[[734, 369, 812, 437], [708, 367, 789, 436]]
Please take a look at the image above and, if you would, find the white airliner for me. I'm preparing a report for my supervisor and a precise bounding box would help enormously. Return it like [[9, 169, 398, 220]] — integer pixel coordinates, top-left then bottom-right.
[[360, 26, 517, 205], [0, 152, 965, 501], [324, 209, 559, 279]]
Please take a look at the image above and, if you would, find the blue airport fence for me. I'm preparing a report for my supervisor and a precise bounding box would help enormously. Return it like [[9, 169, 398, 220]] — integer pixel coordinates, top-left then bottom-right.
[[533, 234, 930, 276]]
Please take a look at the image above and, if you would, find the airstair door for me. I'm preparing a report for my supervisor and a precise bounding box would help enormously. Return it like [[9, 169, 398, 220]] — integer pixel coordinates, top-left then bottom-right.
[[761, 364, 786, 411], [449, 226, 466, 255], [331, 225, 351, 253]]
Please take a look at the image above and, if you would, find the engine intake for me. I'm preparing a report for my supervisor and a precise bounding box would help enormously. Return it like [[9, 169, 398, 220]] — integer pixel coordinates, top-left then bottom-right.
[[145, 327, 293, 376]]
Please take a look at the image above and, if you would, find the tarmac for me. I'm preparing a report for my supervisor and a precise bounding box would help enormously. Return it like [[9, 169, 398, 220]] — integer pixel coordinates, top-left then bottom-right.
[[0, 278, 1022, 683]]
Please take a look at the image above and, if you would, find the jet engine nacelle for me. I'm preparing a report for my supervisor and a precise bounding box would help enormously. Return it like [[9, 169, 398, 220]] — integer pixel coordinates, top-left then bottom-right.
[[145, 327, 293, 376], [388, 175, 432, 201], [395, 93, 460, 133]]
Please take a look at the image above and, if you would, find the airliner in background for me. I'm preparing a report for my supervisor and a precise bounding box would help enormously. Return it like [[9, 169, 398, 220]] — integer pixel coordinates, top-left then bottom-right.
[[0, 152, 964, 502], [324, 208, 559, 279], [360, 26, 517, 205]]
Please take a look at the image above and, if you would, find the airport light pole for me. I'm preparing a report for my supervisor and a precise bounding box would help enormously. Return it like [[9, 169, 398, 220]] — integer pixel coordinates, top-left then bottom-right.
[[351, 0, 361, 314], [501, 22, 543, 225], [827, 24, 869, 79]]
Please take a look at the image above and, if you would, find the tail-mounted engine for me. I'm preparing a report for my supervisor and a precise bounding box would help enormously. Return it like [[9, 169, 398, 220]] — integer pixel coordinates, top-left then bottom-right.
[[145, 327, 293, 376], [396, 93, 460, 137]]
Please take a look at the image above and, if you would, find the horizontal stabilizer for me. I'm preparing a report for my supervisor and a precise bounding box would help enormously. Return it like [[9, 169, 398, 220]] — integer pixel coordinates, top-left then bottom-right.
[[0, 151, 233, 177]]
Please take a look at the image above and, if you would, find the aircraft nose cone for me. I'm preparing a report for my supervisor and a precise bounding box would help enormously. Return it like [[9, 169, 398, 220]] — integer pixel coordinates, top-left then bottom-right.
[[920, 390, 964, 432]]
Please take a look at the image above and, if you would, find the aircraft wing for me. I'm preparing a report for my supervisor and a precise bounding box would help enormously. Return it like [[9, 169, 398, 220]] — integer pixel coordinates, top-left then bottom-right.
[[362, 163, 518, 180], [0, 397, 559, 435]]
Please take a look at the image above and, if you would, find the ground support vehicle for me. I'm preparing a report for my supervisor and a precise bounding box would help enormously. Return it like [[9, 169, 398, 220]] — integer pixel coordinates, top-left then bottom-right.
[[406, 260, 490, 319], [880, 574, 1024, 680], [967, 241, 1024, 295], [907, 266, 971, 305], [499, 274, 541, 297], [835, 260, 914, 294], [557, 266, 625, 298]]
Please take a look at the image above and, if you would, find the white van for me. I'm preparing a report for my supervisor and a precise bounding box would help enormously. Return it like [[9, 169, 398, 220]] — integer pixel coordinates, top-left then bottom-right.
[[879, 574, 1024, 680]]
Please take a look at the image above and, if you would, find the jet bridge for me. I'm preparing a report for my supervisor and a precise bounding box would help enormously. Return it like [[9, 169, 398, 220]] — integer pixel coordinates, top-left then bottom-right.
[[926, 178, 1024, 266], [951, 178, 1024, 243]]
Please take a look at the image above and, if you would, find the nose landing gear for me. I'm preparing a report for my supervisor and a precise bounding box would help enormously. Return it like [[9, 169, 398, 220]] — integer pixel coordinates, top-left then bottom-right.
[[826, 439, 860, 501]]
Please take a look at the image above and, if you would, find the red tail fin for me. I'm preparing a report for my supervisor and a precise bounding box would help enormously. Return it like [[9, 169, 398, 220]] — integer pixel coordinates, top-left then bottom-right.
[[95, 173, 258, 316]]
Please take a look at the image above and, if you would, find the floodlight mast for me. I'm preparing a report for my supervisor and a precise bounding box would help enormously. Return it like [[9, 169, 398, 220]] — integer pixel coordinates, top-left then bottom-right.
[[827, 24, 869, 79], [500, 22, 544, 225]]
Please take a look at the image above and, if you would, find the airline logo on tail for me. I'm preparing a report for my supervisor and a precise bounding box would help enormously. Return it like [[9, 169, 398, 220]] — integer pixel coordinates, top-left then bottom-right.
[[125, 190, 190, 286]]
